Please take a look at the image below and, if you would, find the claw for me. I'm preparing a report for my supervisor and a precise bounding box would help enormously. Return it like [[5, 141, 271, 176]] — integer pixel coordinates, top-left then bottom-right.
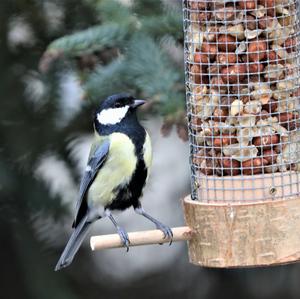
[[117, 226, 130, 251], [156, 223, 173, 245], [134, 206, 173, 246], [105, 209, 130, 251]]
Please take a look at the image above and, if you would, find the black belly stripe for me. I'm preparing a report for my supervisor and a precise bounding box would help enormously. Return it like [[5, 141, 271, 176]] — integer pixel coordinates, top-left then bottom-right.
[[106, 159, 147, 211], [97, 112, 148, 211]]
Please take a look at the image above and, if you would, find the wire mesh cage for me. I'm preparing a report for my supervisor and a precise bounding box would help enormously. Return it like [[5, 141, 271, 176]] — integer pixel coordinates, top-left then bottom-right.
[[183, 0, 300, 203]]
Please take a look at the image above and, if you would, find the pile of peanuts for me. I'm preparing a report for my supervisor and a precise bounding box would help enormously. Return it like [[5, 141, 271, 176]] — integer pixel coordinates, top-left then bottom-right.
[[186, 0, 300, 176]]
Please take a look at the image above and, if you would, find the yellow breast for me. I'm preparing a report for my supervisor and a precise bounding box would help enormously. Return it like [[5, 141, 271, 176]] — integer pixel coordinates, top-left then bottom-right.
[[87, 132, 138, 206]]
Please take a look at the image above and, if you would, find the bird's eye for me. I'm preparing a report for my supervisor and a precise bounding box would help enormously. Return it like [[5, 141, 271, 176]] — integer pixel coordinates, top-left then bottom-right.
[[114, 102, 121, 108]]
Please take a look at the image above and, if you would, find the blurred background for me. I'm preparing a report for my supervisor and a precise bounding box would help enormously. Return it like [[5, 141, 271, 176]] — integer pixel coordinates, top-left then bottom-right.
[[1, 0, 300, 298]]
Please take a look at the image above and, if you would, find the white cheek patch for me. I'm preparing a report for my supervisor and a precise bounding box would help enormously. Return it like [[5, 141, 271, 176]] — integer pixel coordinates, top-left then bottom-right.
[[97, 106, 129, 125]]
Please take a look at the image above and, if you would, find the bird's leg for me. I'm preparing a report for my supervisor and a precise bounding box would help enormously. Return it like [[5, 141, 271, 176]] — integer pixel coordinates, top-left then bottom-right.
[[104, 209, 130, 251], [134, 206, 173, 245]]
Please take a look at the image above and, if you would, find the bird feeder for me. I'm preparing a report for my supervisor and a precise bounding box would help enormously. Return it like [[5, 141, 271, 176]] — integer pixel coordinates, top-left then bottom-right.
[[90, 0, 300, 268]]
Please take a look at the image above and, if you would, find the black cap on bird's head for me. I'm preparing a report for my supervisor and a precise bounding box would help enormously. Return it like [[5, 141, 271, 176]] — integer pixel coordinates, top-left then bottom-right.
[[94, 93, 145, 127]]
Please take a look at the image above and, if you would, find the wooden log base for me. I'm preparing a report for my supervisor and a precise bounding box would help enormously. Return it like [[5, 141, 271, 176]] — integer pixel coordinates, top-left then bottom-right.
[[183, 196, 300, 268]]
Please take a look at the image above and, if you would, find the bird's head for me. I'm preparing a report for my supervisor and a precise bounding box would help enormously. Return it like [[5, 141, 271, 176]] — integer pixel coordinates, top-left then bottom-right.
[[94, 93, 145, 127]]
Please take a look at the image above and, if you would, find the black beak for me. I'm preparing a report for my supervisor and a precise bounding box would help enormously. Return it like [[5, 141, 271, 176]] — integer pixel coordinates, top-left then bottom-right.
[[131, 99, 146, 108]]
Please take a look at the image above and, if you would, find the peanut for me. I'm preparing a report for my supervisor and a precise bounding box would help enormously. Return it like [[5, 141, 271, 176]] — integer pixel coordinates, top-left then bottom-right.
[[190, 115, 202, 129], [222, 158, 241, 176], [221, 64, 246, 84], [242, 158, 268, 175], [189, 0, 207, 10], [190, 64, 208, 84], [207, 64, 218, 75], [278, 112, 295, 124], [293, 88, 300, 98], [221, 96, 237, 106], [259, 0, 276, 16], [284, 38, 296, 53], [259, 0, 275, 8], [201, 42, 218, 59], [194, 52, 209, 64], [245, 15, 257, 30], [210, 76, 227, 94], [263, 149, 277, 164], [256, 110, 270, 120], [248, 40, 267, 62], [258, 16, 275, 30], [205, 26, 219, 42], [266, 51, 284, 64], [241, 95, 252, 103], [210, 76, 226, 88], [200, 159, 214, 175], [239, 0, 256, 10], [279, 113, 299, 130], [252, 135, 279, 149], [214, 7, 235, 21], [218, 34, 237, 52], [230, 99, 244, 116], [194, 12, 212, 22], [262, 99, 277, 112], [213, 135, 236, 147], [248, 63, 264, 74], [216, 53, 237, 65], [212, 107, 228, 121]]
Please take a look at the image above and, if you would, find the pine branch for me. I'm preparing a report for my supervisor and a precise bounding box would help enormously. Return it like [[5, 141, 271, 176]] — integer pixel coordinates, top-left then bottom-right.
[[141, 6, 182, 39], [91, 0, 135, 26], [125, 35, 180, 98], [84, 59, 130, 101], [40, 0, 187, 128], [132, 0, 164, 16], [49, 23, 128, 56], [142, 15, 182, 39], [40, 24, 128, 72]]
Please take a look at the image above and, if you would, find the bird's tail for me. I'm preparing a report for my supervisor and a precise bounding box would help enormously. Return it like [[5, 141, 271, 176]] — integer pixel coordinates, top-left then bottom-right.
[[55, 216, 92, 271]]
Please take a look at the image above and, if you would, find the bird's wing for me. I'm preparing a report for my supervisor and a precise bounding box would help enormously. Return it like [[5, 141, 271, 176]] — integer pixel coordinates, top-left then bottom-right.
[[73, 139, 110, 227]]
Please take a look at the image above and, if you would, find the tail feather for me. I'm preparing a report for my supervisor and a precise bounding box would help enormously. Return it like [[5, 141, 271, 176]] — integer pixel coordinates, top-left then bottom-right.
[[55, 216, 91, 271]]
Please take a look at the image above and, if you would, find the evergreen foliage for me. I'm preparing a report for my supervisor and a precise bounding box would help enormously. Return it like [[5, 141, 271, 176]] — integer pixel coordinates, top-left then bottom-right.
[[48, 24, 128, 57], [41, 0, 186, 133], [0, 1, 186, 297]]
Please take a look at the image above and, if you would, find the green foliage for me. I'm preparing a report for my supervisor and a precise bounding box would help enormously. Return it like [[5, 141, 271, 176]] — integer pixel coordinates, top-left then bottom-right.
[[92, 0, 134, 25], [84, 59, 128, 100], [132, 0, 164, 16], [42, 0, 185, 120], [48, 24, 128, 56], [0, 1, 100, 297], [125, 35, 179, 98], [141, 13, 183, 39]]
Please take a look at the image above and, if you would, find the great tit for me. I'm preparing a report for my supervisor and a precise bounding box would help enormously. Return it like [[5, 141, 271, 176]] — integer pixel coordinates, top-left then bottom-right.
[[55, 93, 173, 271]]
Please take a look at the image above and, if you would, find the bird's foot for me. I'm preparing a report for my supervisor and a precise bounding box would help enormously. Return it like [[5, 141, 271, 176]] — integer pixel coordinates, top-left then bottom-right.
[[105, 209, 130, 251], [134, 206, 173, 245], [155, 222, 173, 245], [117, 226, 130, 251]]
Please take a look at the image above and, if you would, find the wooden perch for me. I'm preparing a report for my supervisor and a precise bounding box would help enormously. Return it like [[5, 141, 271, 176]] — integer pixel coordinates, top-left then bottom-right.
[[90, 195, 300, 268], [90, 226, 193, 250]]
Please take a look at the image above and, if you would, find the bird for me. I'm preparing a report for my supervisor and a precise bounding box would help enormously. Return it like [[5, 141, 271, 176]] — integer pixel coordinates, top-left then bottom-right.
[[55, 93, 173, 271]]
